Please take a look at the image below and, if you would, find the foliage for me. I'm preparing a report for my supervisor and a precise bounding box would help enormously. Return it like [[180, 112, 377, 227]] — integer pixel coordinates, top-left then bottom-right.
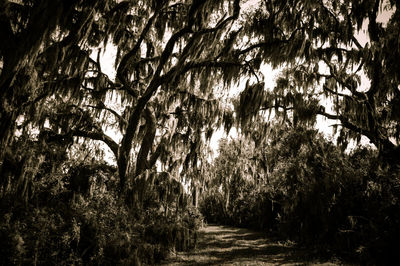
[[1, 0, 400, 264], [0, 0, 266, 199], [236, 0, 400, 165], [1, 2, 237, 262], [200, 125, 400, 264], [200, 189, 227, 224], [0, 152, 202, 265], [0, 181, 134, 265]]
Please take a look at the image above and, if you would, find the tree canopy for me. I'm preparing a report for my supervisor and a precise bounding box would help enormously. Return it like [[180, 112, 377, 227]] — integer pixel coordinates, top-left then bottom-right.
[[1, 0, 254, 196], [237, 0, 400, 164], [1, 0, 399, 199]]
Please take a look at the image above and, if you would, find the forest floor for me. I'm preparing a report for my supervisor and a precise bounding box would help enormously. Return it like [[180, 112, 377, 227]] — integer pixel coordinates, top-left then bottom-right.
[[161, 224, 345, 265]]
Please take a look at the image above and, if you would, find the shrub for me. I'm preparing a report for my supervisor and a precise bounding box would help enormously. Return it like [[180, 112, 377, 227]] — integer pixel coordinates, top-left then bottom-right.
[[0, 166, 201, 265], [199, 190, 226, 224], [200, 127, 400, 264]]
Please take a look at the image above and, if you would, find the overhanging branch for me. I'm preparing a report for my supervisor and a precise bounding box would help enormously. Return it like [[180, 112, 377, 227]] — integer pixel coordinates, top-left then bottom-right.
[[316, 108, 389, 149], [85, 103, 127, 127], [73, 129, 119, 159], [117, 12, 159, 87]]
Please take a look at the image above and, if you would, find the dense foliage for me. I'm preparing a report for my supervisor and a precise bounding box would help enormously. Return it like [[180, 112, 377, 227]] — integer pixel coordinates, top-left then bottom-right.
[[1, 0, 399, 264], [0, 0, 249, 263], [237, 0, 400, 164], [200, 125, 400, 264], [0, 153, 202, 264]]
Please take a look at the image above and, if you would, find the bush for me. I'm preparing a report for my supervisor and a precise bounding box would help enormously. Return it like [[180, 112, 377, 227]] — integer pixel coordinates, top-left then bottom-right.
[[200, 127, 400, 264], [199, 190, 226, 224], [0, 166, 202, 265], [231, 188, 280, 231], [0, 189, 141, 265]]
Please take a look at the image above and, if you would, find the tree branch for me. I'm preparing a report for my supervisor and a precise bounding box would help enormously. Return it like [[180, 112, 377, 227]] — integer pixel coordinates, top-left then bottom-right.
[[120, 26, 193, 160], [149, 142, 163, 169], [118, 0, 241, 186], [238, 39, 287, 56], [322, 58, 366, 99], [73, 129, 119, 159], [116, 11, 159, 92], [85, 103, 127, 127], [317, 108, 388, 149], [322, 84, 353, 99], [0, 3, 16, 52], [59, 104, 119, 158], [260, 105, 294, 111]]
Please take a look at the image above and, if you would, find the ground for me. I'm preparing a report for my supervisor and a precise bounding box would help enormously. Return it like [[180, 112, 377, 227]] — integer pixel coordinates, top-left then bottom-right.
[[161, 224, 345, 265]]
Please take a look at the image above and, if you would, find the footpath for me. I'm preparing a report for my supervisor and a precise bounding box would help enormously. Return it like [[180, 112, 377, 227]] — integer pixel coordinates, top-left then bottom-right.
[[161, 224, 343, 265]]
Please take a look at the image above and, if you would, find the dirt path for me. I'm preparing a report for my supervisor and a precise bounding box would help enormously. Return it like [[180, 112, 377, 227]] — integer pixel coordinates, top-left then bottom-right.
[[161, 224, 341, 265]]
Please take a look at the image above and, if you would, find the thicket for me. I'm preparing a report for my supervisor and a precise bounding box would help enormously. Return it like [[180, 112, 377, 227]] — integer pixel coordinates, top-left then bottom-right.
[[0, 145, 202, 265], [200, 126, 400, 264]]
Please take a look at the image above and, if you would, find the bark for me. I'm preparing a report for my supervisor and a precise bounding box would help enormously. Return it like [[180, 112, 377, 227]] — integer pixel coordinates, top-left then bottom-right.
[[135, 107, 156, 177]]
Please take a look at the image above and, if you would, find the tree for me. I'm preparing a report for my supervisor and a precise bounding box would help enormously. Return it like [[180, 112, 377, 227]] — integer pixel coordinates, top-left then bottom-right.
[[236, 0, 400, 165], [35, 0, 281, 196], [5, 0, 399, 199], [0, 0, 116, 153], [1, 0, 270, 198], [0, 0, 124, 198]]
